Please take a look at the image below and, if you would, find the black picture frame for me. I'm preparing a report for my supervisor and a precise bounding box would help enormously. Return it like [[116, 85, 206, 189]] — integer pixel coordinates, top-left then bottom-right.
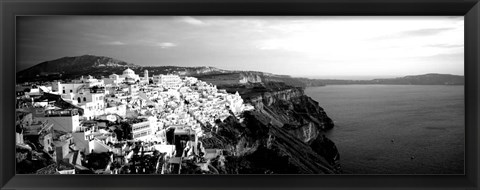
[[1, 0, 479, 189]]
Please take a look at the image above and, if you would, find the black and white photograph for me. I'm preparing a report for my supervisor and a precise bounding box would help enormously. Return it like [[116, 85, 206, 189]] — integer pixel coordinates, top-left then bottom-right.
[[15, 16, 464, 175]]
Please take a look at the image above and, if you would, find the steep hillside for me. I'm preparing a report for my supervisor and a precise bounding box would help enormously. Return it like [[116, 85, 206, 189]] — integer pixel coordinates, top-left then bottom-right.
[[201, 83, 340, 174], [17, 55, 137, 82], [17, 55, 307, 87]]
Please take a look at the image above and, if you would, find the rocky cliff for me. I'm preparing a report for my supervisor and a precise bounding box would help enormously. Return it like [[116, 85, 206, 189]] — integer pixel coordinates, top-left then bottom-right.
[[201, 85, 340, 174], [239, 72, 262, 83], [247, 88, 334, 142]]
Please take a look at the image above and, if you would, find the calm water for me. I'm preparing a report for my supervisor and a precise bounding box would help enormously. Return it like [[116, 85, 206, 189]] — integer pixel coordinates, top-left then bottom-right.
[[305, 85, 464, 174]]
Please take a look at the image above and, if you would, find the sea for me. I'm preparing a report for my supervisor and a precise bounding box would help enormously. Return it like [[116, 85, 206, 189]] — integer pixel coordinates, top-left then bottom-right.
[[305, 85, 465, 174]]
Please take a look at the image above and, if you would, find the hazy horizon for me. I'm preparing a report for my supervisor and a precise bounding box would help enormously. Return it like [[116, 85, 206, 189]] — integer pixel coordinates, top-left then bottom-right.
[[301, 73, 464, 80], [17, 16, 464, 78], [16, 54, 463, 80]]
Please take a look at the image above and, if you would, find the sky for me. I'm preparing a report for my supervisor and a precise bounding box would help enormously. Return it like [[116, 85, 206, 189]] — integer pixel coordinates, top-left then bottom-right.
[[17, 16, 464, 79]]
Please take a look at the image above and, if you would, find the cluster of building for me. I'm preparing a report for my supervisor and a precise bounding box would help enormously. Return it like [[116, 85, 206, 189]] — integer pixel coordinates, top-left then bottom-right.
[[15, 68, 254, 174]]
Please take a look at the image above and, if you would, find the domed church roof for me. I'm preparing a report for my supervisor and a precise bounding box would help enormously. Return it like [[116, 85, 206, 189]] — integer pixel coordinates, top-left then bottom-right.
[[123, 68, 135, 75]]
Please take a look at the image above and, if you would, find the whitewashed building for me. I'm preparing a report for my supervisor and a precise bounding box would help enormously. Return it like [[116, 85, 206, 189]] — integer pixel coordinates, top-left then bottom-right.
[[153, 74, 182, 89]]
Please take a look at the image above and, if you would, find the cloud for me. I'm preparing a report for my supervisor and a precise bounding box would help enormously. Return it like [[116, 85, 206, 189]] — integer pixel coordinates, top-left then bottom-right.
[[424, 43, 464, 48], [401, 27, 455, 36], [371, 27, 458, 41], [103, 41, 126, 46], [178, 16, 206, 25], [155, 42, 177, 48]]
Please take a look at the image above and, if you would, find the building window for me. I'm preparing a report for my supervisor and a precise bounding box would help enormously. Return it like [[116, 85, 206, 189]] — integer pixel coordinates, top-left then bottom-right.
[[78, 97, 81, 103], [70, 90, 73, 93], [63, 90, 65, 93], [83, 97, 87, 102]]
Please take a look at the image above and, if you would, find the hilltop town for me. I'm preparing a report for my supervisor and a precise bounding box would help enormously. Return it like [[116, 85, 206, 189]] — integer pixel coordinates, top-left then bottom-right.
[[16, 68, 255, 174]]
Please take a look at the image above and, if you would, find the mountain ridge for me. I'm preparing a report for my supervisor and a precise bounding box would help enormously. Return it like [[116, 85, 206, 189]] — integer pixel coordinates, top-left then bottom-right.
[[17, 55, 464, 86], [299, 73, 464, 86]]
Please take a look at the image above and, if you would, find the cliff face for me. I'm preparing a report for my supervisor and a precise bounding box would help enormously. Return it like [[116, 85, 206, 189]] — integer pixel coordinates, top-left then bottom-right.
[[201, 86, 340, 174], [247, 88, 334, 142], [248, 88, 303, 109], [239, 73, 262, 83]]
